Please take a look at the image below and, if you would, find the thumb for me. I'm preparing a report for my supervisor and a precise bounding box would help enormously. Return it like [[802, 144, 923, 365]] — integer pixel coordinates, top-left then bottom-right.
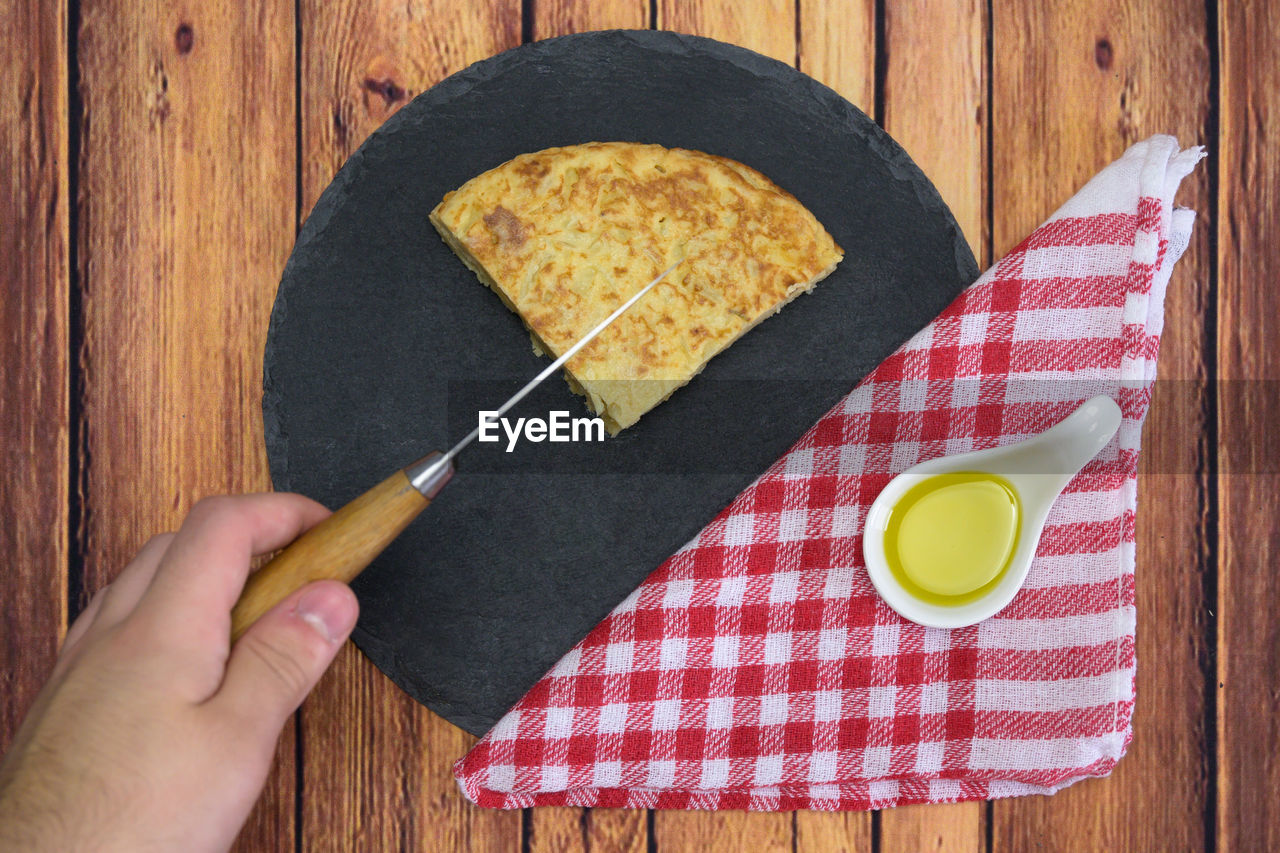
[[214, 581, 358, 737]]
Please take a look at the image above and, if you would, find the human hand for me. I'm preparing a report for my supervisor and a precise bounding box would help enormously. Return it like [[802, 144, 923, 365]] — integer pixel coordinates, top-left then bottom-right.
[[0, 493, 359, 852]]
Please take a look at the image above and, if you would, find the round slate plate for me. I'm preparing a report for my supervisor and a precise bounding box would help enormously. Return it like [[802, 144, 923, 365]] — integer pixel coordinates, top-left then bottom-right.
[[264, 30, 978, 735]]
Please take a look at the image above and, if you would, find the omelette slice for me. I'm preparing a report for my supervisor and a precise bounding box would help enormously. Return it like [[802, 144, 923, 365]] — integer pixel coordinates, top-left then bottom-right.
[[430, 142, 843, 433]]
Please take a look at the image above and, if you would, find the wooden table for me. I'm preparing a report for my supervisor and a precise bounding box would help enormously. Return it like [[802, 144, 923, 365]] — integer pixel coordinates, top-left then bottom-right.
[[3, 1, 1276, 850]]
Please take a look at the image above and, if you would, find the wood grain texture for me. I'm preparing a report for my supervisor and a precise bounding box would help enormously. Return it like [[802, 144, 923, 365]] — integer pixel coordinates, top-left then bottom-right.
[[798, 0, 874, 117], [301, 665, 513, 851], [656, 810, 794, 853], [658, 0, 794, 64], [531, 0, 646, 40], [526, 2, 650, 848], [0, 0, 68, 752], [880, 802, 982, 853], [231, 469, 429, 641], [75, 1, 298, 848], [301, 0, 520, 215], [795, 811, 872, 853], [990, 1, 1213, 851], [877, 1, 988, 847], [297, 2, 521, 850], [1218, 0, 1280, 849], [528, 807, 647, 853], [883, 0, 987, 264]]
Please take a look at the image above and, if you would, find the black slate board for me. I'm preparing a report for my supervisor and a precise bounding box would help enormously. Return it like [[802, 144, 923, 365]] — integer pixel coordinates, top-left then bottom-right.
[[264, 30, 978, 735]]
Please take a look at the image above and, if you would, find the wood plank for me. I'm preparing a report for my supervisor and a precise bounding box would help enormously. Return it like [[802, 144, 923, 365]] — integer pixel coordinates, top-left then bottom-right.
[[649, 3, 796, 848], [532, 0, 646, 41], [302, 670, 513, 851], [528, 807, 647, 853], [301, 0, 519, 216], [525, 3, 651, 848], [794, 812, 872, 853], [296, 2, 522, 850], [656, 810, 793, 853], [0, 0, 69, 752], [1217, 0, 1280, 849], [797, 0, 874, 120], [877, 0, 988, 848], [990, 2, 1213, 850], [658, 0, 794, 65], [880, 802, 982, 853], [76, 1, 298, 848], [882, 0, 987, 265]]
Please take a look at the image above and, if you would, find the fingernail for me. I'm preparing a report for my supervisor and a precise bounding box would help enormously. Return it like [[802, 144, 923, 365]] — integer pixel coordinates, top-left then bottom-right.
[[296, 584, 354, 644]]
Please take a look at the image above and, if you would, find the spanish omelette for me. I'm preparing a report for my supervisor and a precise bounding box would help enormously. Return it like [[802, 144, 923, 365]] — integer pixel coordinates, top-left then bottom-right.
[[430, 142, 844, 432]]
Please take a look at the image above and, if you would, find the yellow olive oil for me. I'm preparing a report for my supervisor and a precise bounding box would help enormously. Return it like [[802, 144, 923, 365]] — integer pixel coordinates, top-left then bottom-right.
[[883, 472, 1021, 606]]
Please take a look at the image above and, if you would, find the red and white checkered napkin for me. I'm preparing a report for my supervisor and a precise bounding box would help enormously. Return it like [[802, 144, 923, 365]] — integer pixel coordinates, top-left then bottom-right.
[[454, 136, 1204, 811]]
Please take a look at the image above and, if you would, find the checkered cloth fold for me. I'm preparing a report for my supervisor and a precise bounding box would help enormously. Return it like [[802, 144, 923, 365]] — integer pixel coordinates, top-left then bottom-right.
[[455, 135, 1203, 811]]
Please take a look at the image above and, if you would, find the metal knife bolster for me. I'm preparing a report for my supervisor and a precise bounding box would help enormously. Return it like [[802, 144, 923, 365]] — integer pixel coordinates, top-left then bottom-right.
[[405, 451, 454, 498]]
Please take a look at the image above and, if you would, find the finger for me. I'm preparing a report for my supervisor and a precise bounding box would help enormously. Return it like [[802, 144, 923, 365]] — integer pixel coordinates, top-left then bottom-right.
[[132, 493, 331, 642], [94, 533, 176, 629], [57, 585, 109, 664], [210, 581, 357, 741], [55, 533, 176, 676]]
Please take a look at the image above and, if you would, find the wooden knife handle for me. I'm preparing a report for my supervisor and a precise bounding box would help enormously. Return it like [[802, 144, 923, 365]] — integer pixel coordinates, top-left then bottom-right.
[[230, 470, 429, 642]]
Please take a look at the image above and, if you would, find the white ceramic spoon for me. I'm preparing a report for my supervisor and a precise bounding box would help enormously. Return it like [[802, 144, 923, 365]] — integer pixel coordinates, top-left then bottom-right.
[[863, 395, 1123, 629]]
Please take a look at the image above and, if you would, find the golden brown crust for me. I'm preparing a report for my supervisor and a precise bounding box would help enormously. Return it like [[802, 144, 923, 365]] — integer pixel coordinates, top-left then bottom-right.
[[430, 142, 843, 432]]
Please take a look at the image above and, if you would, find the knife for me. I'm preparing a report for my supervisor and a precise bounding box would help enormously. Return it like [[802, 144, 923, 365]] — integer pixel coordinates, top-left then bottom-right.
[[229, 261, 680, 641]]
